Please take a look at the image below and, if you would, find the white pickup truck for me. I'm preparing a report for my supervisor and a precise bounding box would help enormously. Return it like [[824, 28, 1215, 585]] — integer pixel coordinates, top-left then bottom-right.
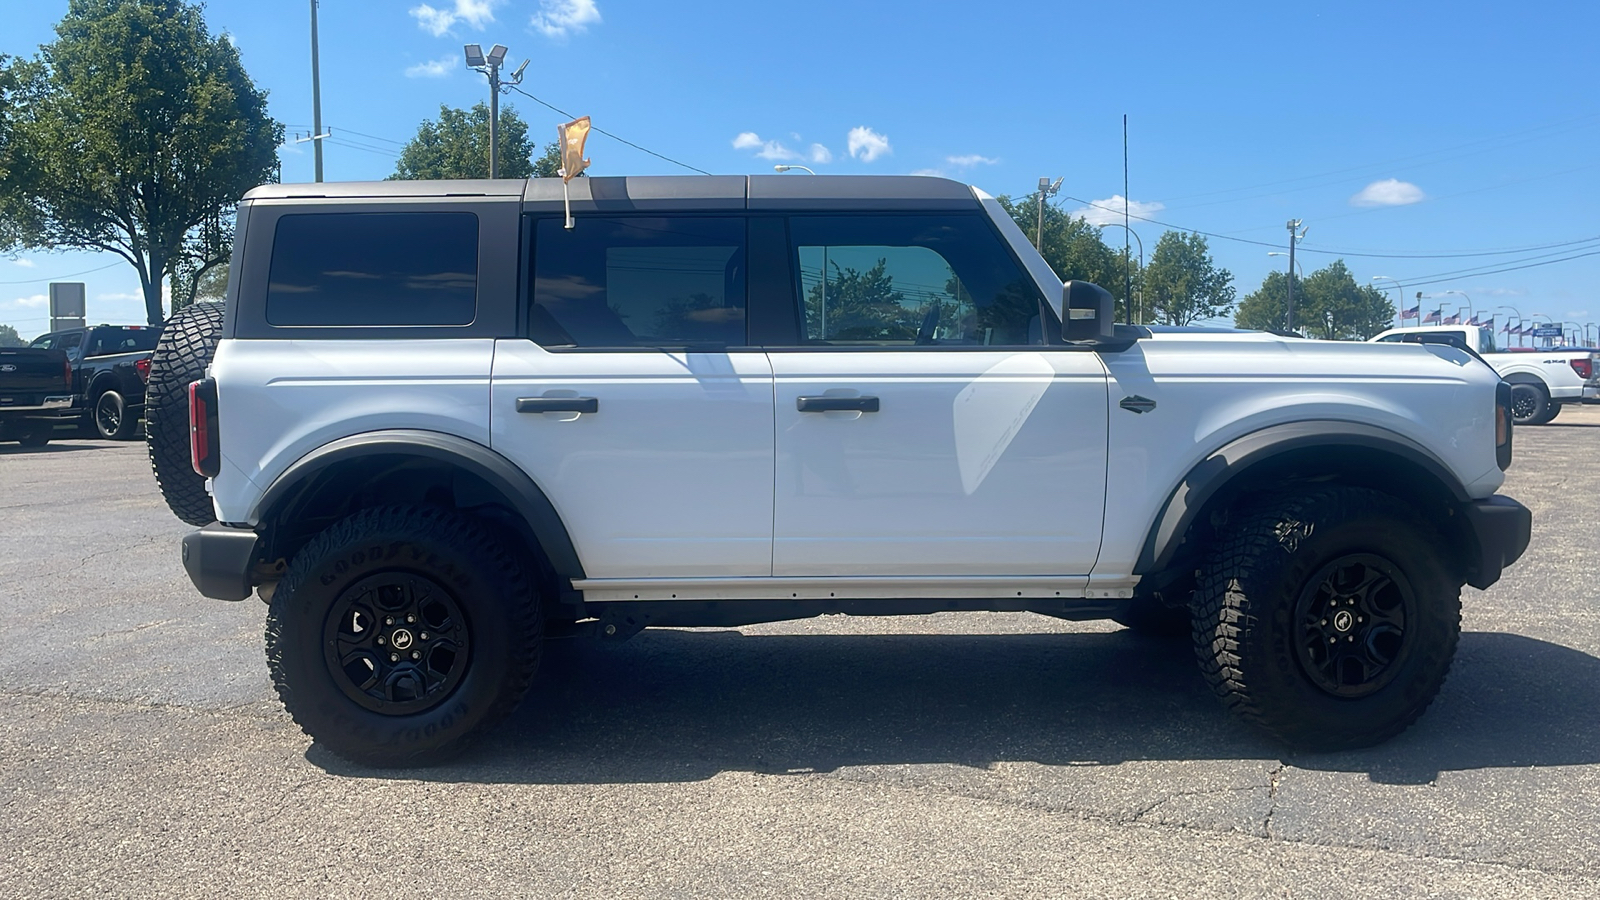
[[1371, 325, 1599, 424]]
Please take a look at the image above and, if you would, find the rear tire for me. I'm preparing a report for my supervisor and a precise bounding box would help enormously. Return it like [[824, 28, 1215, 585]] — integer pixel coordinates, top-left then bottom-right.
[[1192, 487, 1461, 751], [265, 506, 543, 767], [1509, 382, 1554, 426], [92, 390, 137, 440], [146, 301, 225, 525]]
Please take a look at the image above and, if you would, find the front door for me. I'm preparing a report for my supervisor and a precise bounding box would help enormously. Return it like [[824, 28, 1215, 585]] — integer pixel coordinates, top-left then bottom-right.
[[765, 213, 1110, 576]]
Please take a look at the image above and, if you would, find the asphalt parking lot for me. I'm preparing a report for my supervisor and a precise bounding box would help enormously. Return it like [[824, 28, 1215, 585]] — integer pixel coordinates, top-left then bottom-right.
[[3, 407, 1599, 899]]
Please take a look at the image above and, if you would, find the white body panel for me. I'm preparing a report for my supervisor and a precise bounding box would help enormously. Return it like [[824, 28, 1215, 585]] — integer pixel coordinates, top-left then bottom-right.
[[769, 350, 1109, 576], [490, 340, 774, 578], [209, 339, 495, 524], [1090, 332, 1507, 581], [1372, 325, 1599, 400]]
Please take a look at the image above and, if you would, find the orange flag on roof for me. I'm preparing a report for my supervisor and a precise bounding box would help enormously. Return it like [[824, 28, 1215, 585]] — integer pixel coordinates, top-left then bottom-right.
[[559, 116, 591, 183]]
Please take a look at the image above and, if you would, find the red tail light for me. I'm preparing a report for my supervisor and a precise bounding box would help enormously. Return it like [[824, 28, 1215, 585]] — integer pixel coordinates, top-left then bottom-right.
[[63, 355, 72, 389], [188, 378, 220, 477], [1572, 357, 1594, 380], [134, 357, 152, 384]]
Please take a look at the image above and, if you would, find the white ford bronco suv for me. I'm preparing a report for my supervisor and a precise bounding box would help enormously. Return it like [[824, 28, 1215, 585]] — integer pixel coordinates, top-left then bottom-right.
[[146, 175, 1531, 767]]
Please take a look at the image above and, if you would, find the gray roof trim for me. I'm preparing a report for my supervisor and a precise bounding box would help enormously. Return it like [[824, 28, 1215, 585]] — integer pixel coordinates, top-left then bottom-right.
[[748, 174, 980, 211], [523, 176, 746, 213], [243, 179, 526, 201]]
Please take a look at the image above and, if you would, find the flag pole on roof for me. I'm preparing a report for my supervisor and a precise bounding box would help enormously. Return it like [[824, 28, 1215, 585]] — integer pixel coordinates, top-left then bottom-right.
[[558, 116, 592, 230]]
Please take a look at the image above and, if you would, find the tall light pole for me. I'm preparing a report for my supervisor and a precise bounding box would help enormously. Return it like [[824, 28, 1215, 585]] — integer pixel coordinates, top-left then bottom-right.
[[1497, 306, 1523, 349], [465, 44, 527, 178], [1285, 219, 1307, 332], [309, 0, 324, 182], [774, 165, 815, 174], [1035, 177, 1062, 249], [1371, 276, 1405, 323], [1269, 251, 1304, 277], [1442, 290, 1474, 325], [1102, 223, 1144, 324]]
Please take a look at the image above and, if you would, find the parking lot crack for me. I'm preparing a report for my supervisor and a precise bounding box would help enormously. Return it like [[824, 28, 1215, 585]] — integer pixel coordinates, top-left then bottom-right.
[[1261, 762, 1285, 837]]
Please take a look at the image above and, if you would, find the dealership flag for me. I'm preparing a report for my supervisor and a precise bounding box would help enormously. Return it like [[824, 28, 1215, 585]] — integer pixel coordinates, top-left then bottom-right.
[[557, 116, 593, 229], [1402, 305, 1420, 319], [1424, 310, 1441, 323]]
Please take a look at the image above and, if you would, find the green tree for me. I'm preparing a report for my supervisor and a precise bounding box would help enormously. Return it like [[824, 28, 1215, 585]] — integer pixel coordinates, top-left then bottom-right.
[[392, 103, 557, 180], [1144, 231, 1235, 326], [0, 0, 281, 324], [0, 323, 26, 347], [1236, 260, 1394, 339], [805, 258, 920, 341], [996, 194, 1137, 318]]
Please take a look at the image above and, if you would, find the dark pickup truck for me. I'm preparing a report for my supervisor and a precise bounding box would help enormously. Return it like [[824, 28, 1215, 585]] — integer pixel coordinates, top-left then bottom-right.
[[24, 324, 160, 440], [0, 345, 73, 446]]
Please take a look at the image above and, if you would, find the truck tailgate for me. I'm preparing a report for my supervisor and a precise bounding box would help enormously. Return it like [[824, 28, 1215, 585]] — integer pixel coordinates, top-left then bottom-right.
[[0, 348, 70, 406]]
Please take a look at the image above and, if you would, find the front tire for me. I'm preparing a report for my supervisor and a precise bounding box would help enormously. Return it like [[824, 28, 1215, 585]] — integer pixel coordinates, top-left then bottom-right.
[[265, 506, 543, 767], [1192, 487, 1461, 751]]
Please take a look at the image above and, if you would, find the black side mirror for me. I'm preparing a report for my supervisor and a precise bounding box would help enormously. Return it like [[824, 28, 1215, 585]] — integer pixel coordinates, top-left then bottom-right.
[[1063, 281, 1115, 343]]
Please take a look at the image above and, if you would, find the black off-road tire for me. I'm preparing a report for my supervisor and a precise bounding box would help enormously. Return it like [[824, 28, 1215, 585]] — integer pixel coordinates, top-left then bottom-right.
[[1192, 487, 1461, 751], [1509, 382, 1554, 426], [146, 301, 225, 525], [265, 506, 543, 767], [92, 389, 137, 440]]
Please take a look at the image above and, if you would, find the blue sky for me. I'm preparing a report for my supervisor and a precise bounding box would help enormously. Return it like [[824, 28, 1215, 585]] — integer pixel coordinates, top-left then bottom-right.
[[4, 0, 1598, 343]]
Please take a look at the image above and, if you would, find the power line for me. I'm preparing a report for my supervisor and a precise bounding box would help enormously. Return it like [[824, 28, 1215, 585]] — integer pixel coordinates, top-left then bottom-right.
[[1055, 194, 1600, 261], [0, 261, 122, 284], [504, 85, 714, 176], [1403, 249, 1600, 289], [328, 126, 405, 146]]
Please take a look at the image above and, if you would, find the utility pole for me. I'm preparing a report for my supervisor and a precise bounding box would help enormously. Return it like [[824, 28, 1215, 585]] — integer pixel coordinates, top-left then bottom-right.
[[1035, 177, 1061, 249], [1285, 219, 1307, 332], [309, 0, 324, 182], [1123, 114, 1131, 325], [465, 45, 527, 179]]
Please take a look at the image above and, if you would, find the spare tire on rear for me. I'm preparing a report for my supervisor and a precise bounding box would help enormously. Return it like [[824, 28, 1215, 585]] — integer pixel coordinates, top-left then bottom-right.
[[146, 301, 225, 526]]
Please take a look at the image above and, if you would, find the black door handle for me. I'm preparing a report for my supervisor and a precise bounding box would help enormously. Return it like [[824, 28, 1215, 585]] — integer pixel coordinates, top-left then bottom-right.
[[796, 395, 880, 413], [517, 397, 598, 414]]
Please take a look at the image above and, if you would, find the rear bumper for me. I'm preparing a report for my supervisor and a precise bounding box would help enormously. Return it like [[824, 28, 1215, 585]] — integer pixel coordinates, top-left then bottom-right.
[[181, 523, 260, 601], [1460, 495, 1532, 590]]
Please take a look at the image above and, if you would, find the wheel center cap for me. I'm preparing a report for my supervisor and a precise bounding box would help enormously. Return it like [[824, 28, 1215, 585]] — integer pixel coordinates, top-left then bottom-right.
[[1332, 610, 1355, 633], [390, 628, 415, 650]]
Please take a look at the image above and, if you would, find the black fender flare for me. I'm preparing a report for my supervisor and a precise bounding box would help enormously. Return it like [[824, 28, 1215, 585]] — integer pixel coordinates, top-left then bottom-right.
[[252, 429, 586, 581], [1134, 420, 1471, 575]]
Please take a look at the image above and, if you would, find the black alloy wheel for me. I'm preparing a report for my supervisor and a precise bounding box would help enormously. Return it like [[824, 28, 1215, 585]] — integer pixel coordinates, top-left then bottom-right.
[[1192, 486, 1461, 751], [266, 505, 543, 767], [94, 390, 134, 440], [1292, 554, 1414, 698], [324, 572, 472, 715]]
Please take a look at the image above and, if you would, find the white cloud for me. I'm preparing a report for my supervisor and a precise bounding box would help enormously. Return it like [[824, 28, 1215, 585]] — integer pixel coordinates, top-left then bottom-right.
[[1071, 195, 1165, 227], [409, 0, 497, 37], [95, 292, 142, 302], [946, 154, 997, 168], [405, 56, 455, 78], [2, 294, 47, 311], [733, 132, 801, 161], [10, 259, 35, 268], [847, 126, 891, 162], [531, 0, 600, 38], [910, 169, 946, 177], [809, 144, 832, 164], [1350, 178, 1425, 207]]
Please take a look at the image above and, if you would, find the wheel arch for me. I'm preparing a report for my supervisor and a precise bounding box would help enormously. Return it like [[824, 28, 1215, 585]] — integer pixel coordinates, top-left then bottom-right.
[[1499, 371, 1548, 390], [252, 429, 585, 599], [1134, 421, 1474, 582]]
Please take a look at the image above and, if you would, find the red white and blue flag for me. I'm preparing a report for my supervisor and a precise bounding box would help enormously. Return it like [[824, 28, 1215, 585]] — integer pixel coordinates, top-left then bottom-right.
[[1402, 305, 1420, 319], [1423, 310, 1441, 323]]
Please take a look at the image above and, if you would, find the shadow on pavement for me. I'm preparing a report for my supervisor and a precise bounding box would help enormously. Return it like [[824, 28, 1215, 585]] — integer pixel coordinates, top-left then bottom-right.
[[310, 629, 1600, 785], [0, 441, 105, 455]]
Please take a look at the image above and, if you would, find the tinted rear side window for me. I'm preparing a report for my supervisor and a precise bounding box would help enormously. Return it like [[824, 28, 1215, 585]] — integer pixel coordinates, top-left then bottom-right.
[[265, 212, 479, 326], [529, 217, 746, 348], [86, 326, 159, 356]]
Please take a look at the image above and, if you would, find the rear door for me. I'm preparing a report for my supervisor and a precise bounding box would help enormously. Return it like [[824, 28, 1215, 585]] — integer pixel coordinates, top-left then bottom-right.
[[490, 215, 774, 579], [762, 213, 1110, 577]]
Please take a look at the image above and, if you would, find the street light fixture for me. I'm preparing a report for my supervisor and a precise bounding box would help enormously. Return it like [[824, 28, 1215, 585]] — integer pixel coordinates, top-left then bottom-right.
[[773, 165, 815, 174], [1269, 252, 1305, 277], [1371, 276, 1406, 323], [464, 42, 528, 178], [1496, 306, 1523, 349]]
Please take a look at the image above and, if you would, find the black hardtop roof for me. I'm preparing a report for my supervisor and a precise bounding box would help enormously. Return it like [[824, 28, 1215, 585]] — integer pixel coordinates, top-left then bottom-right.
[[244, 175, 982, 213]]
